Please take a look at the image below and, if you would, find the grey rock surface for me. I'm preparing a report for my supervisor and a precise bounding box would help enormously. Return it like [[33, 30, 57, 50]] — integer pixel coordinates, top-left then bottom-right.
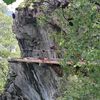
[[0, 0, 68, 99]]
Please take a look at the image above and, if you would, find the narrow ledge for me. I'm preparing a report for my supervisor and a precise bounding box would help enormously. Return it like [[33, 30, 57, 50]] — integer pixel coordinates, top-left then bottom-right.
[[8, 57, 60, 66]]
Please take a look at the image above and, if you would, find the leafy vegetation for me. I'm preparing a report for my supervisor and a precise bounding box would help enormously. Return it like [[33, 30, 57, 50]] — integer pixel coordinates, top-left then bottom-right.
[[3, 0, 16, 5], [0, 4, 20, 92], [54, 0, 100, 99]]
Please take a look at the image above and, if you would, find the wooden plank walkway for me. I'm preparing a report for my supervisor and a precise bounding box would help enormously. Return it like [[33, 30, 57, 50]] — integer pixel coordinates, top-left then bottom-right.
[[8, 57, 86, 66], [8, 57, 60, 65]]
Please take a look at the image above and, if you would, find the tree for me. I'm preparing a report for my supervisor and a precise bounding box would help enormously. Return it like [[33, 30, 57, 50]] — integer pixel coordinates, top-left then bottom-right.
[[55, 0, 100, 99], [3, 0, 16, 5]]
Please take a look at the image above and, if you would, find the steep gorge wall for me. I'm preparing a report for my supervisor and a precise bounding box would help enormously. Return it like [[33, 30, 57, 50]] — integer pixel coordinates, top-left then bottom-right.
[[0, 0, 69, 99], [12, 8, 57, 59], [0, 61, 59, 100], [0, 7, 61, 100]]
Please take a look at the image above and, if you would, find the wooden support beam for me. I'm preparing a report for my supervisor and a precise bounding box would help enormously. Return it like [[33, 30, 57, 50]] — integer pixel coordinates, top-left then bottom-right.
[[8, 57, 60, 65]]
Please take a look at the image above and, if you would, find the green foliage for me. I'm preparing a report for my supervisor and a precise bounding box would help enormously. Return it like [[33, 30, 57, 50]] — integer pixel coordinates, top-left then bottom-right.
[[0, 7, 20, 92], [54, 0, 100, 63], [3, 0, 16, 5], [0, 60, 8, 93], [58, 64, 100, 100], [0, 12, 20, 57], [50, 0, 100, 99]]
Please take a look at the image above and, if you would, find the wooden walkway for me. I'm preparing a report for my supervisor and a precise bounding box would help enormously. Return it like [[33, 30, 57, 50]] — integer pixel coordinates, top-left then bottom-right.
[[8, 57, 86, 66], [8, 57, 61, 65]]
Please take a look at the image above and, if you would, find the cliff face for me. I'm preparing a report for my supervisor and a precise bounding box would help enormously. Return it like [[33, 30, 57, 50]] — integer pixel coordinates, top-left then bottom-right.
[[12, 8, 57, 59], [2, 61, 59, 100], [0, 7, 61, 100]]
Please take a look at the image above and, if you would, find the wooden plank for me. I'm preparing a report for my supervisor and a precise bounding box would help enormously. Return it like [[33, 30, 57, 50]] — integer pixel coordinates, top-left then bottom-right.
[[8, 57, 60, 65], [8, 57, 87, 66]]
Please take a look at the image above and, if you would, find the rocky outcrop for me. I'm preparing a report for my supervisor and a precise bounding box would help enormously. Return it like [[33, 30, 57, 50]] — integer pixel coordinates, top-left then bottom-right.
[[0, 61, 59, 100], [0, 8, 60, 100], [12, 7, 58, 59], [0, 0, 69, 99]]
